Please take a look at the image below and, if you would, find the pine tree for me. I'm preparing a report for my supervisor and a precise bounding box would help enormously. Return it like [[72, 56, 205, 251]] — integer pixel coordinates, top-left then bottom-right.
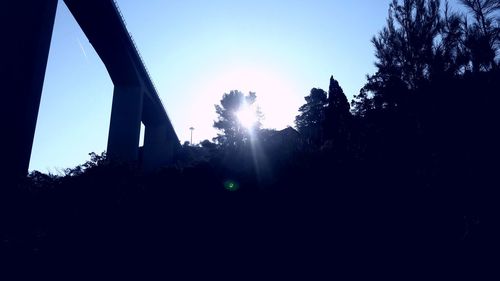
[[295, 88, 328, 144], [325, 76, 351, 140]]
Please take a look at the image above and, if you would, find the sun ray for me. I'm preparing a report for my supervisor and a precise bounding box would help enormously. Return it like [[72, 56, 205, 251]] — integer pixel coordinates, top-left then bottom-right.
[[236, 104, 258, 130]]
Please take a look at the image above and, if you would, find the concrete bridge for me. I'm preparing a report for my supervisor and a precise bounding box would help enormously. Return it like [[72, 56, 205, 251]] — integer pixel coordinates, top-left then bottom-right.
[[4, 0, 180, 180]]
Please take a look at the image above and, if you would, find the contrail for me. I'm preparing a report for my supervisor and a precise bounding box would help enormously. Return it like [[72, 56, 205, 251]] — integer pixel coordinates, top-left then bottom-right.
[[77, 37, 88, 61]]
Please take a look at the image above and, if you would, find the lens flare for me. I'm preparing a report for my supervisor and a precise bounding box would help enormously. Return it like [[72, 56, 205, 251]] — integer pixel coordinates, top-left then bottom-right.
[[224, 180, 240, 192]]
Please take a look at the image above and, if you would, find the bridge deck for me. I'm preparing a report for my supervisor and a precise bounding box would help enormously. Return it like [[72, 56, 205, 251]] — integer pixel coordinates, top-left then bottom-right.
[[64, 0, 178, 142]]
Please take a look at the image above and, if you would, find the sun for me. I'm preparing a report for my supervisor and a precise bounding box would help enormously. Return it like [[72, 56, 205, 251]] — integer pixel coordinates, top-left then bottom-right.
[[236, 104, 258, 130], [185, 60, 303, 143]]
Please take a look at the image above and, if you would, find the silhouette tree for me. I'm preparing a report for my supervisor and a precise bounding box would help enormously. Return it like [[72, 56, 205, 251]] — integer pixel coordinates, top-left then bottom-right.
[[213, 90, 262, 147], [324, 76, 351, 140], [352, 0, 456, 114], [295, 88, 328, 144], [460, 0, 500, 72], [200, 139, 216, 150], [377, 0, 441, 87], [431, 2, 467, 76], [352, 0, 499, 115], [64, 152, 107, 176]]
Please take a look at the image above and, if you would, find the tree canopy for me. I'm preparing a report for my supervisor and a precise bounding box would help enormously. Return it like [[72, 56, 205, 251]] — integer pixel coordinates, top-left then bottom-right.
[[213, 90, 262, 148], [295, 76, 351, 145], [295, 88, 328, 144], [352, 0, 499, 115]]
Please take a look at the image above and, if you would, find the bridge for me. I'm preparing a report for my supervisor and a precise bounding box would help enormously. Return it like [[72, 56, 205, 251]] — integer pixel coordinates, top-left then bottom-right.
[[4, 0, 180, 181]]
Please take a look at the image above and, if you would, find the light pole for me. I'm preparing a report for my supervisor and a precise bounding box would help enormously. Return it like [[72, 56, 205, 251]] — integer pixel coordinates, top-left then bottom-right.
[[189, 127, 194, 145]]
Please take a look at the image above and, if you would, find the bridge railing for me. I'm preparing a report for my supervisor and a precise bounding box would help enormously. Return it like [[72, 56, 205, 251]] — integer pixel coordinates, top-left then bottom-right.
[[111, 0, 169, 120]]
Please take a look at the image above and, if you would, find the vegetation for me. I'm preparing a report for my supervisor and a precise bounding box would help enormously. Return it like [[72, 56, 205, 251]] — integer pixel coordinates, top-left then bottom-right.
[[213, 90, 262, 147], [3, 0, 500, 278]]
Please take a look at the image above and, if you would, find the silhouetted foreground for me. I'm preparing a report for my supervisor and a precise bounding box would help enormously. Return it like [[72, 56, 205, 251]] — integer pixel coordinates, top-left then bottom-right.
[[3, 0, 500, 278], [2, 126, 499, 279]]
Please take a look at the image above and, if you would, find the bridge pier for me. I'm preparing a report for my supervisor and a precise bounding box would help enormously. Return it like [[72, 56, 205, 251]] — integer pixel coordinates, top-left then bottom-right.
[[3, 0, 58, 182], [2, 0, 179, 182], [107, 86, 144, 163], [142, 123, 176, 172]]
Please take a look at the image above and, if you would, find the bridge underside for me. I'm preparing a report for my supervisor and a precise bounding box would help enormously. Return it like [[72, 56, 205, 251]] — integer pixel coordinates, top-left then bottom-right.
[[3, 0, 179, 182]]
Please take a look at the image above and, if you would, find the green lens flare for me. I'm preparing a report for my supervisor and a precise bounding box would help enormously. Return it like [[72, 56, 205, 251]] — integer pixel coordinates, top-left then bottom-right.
[[224, 180, 240, 192]]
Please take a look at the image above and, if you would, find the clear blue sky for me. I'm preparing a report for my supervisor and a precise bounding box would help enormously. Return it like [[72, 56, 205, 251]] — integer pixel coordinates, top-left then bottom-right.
[[30, 0, 414, 172]]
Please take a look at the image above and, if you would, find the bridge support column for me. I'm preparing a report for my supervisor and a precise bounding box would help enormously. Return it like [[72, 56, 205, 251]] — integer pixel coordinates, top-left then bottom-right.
[[2, 0, 58, 182], [143, 124, 176, 172], [107, 86, 143, 163]]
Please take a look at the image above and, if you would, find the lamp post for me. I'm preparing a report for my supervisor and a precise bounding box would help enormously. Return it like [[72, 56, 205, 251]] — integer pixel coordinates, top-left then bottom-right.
[[189, 127, 194, 145]]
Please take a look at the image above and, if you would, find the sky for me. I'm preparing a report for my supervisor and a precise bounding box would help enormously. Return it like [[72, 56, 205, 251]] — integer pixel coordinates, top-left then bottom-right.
[[30, 0, 398, 173]]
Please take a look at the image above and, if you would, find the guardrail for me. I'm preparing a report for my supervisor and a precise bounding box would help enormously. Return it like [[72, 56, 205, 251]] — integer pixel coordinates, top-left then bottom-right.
[[111, 0, 169, 118]]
